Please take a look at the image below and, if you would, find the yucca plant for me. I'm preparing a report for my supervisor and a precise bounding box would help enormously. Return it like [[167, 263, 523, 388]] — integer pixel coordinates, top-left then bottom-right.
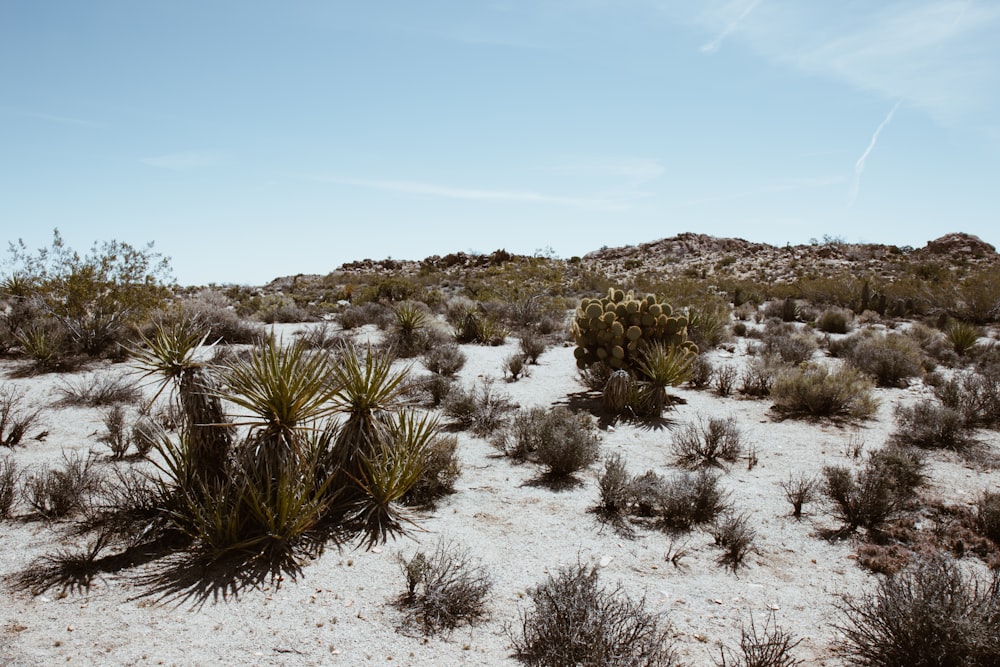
[[391, 301, 430, 357], [946, 320, 980, 357], [634, 342, 696, 417], [218, 336, 339, 467], [131, 319, 232, 488]]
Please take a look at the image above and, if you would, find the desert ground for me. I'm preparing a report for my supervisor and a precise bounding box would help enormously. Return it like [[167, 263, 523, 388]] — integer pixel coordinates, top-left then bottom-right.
[[2, 234, 999, 666]]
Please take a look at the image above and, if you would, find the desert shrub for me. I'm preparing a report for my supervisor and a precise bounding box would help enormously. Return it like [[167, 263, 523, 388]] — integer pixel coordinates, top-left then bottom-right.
[[56, 373, 141, 407], [449, 302, 508, 345], [442, 378, 516, 436], [946, 320, 981, 357], [841, 331, 924, 387], [492, 407, 600, 477], [421, 373, 454, 407], [739, 356, 778, 398], [129, 413, 162, 458], [711, 511, 757, 572], [672, 416, 743, 470], [822, 446, 923, 532], [0, 455, 18, 518], [659, 471, 730, 531], [771, 363, 878, 419], [688, 354, 713, 389], [717, 610, 802, 667], [816, 307, 853, 334], [890, 400, 972, 451], [26, 451, 102, 520], [338, 303, 391, 330], [100, 405, 131, 459], [760, 322, 818, 365], [956, 267, 1000, 324], [687, 300, 732, 350], [732, 321, 748, 337], [422, 343, 466, 377], [395, 540, 492, 634], [579, 360, 614, 392], [714, 363, 738, 397], [780, 473, 816, 519], [254, 294, 312, 324], [595, 453, 631, 519], [511, 563, 679, 667], [402, 434, 460, 506], [502, 353, 530, 381], [976, 491, 1000, 545], [155, 292, 262, 344], [387, 301, 434, 357], [906, 322, 956, 367], [763, 297, 799, 322], [934, 369, 1000, 428], [628, 470, 670, 518], [295, 321, 344, 350], [0, 384, 41, 447], [518, 330, 547, 364], [634, 342, 696, 418], [4, 230, 172, 357], [836, 555, 1000, 666]]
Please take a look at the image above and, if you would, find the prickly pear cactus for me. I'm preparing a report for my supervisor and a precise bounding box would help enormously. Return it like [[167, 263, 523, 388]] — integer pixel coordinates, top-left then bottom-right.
[[572, 288, 698, 372]]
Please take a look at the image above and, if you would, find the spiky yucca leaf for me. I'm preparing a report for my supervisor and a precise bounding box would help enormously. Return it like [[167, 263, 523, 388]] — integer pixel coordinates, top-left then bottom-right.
[[219, 338, 339, 454], [634, 343, 697, 417]]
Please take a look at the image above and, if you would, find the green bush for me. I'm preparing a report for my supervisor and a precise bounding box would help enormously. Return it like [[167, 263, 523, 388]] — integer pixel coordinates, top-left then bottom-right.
[[822, 446, 922, 532], [4, 229, 172, 357], [492, 407, 600, 478], [816, 307, 854, 334], [771, 363, 879, 419], [0, 455, 18, 518]]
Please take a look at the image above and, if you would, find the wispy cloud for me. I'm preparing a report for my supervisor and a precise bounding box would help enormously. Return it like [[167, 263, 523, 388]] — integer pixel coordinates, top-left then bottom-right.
[[700, 0, 761, 53], [141, 152, 226, 171], [681, 176, 844, 207], [673, 1, 1000, 123], [849, 100, 902, 206], [1, 107, 107, 128], [313, 175, 622, 209]]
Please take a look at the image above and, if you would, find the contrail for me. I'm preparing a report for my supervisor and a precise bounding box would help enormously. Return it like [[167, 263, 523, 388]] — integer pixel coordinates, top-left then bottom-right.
[[701, 0, 761, 53], [849, 99, 902, 206]]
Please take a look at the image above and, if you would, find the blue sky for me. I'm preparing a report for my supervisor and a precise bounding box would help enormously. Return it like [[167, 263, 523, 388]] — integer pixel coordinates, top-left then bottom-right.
[[2, 1, 998, 286]]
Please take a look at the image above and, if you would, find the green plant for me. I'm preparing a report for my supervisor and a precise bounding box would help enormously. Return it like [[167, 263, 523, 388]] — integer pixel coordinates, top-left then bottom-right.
[[836, 555, 1000, 666], [594, 453, 631, 522], [511, 563, 679, 667], [131, 319, 232, 488], [572, 288, 696, 373], [401, 434, 460, 506], [686, 299, 732, 350], [4, 229, 172, 357], [395, 540, 492, 634], [946, 320, 981, 356], [634, 341, 696, 417], [717, 610, 802, 667], [0, 384, 41, 447], [0, 455, 18, 518], [672, 416, 743, 470], [688, 354, 713, 389], [389, 301, 432, 357], [771, 363, 879, 420]]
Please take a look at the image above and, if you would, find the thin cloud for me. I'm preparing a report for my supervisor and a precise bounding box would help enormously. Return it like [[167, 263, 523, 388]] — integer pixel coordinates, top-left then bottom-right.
[[849, 100, 902, 206], [682, 176, 844, 207], [2, 107, 106, 128], [700, 0, 761, 53], [671, 1, 1000, 123], [141, 152, 226, 171], [315, 175, 621, 209]]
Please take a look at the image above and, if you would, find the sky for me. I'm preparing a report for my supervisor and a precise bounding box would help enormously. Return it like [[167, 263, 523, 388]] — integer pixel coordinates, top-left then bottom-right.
[[1, 1, 998, 286]]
